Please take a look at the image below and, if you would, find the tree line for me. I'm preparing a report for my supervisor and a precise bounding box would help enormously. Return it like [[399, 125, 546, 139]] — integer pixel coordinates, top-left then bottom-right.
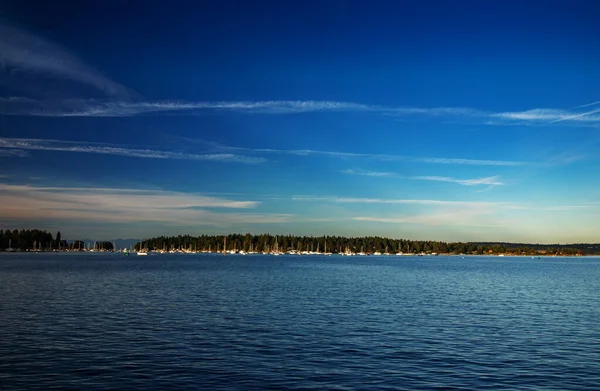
[[0, 229, 65, 250], [136, 234, 600, 255], [0, 229, 114, 251], [2, 229, 597, 255], [69, 240, 115, 251]]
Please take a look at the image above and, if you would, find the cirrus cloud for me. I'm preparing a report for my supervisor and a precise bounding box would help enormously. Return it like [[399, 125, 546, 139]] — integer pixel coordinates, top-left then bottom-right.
[[0, 137, 265, 164], [0, 22, 133, 97]]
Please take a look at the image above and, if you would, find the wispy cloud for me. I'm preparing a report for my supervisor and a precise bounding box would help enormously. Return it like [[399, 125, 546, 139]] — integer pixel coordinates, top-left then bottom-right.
[[492, 108, 600, 123], [0, 137, 265, 164], [411, 157, 522, 166], [577, 100, 600, 108], [0, 184, 292, 226], [547, 108, 600, 124], [342, 169, 505, 186], [292, 195, 506, 207], [222, 144, 525, 167], [295, 195, 600, 214], [0, 184, 258, 209], [0, 148, 29, 157], [506, 204, 600, 211], [0, 22, 132, 97], [0, 136, 526, 167], [2, 97, 599, 126], [0, 98, 487, 117], [296, 195, 599, 229], [541, 205, 600, 211], [0, 98, 376, 117], [342, 169, 396, 177], [346, 198, 511, 228], [352, 214, 507, 228], [411, 175, 504, 186]]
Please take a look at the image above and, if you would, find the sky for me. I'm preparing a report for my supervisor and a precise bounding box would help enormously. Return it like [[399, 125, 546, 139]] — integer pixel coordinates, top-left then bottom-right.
[[1, 0, 599, 243]]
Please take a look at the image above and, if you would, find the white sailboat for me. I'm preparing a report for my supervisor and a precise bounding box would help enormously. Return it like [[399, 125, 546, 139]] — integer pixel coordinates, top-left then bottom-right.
[[324, 239, 332, 256], [7, 239, 15, 252], [272, 236, 282, 256], [137, 240, 148, 256]]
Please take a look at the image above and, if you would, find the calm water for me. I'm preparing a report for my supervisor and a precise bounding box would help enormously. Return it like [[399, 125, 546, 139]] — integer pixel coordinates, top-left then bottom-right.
[[1, 253, 599, 390]]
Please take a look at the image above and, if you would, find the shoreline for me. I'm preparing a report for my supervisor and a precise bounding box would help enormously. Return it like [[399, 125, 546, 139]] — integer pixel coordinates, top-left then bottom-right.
[[2, 250, 599, 257]]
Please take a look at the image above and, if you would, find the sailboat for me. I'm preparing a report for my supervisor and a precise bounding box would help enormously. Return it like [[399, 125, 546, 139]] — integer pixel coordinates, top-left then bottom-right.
[[248, 243, 257, 254], [222, 236, 227, 255], [324, 239, 332, 256], [357, 245, 366, 256], [137, 240, 148, 256], [7, 239, 15, 252], [272, 236, 282, 256]]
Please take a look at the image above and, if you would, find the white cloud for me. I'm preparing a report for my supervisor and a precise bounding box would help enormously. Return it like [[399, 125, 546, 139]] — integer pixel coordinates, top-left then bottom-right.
[[292, 195, 506, 207], [493, 108, 600, 123], [0, 22, 131, 97], [543, 205, 600, 211], [0, 98, 485, 117], [0, 98, 375, 117], [0, 184, 293, 226], [0, 184, 259, 208], [576, 100, 600, 108], [342, 169, 506, 186], [349, 200, 513, 227], [547, 108, 600, 124], [387, 106, 485, 117], [296, 195, 600, 212], [411, 175, 504, 186], [223, 144, 525, 166], [0, 136, 525, 167], [412, 157, 522, 166], [292, 194, 599, 229], [0, 137, 265, 164], [0, 148, 29, 157], [507, 204, 600, 211], [342, 169, 396, 177], [352, 215, 506, 227], [1, 97, 599, 126]]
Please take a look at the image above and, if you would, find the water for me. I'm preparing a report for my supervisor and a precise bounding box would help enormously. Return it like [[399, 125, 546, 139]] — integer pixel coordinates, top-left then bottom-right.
[[1, 253, 599, 390]]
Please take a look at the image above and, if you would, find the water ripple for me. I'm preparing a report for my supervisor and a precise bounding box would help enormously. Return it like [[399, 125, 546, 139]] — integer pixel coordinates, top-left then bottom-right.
[[1, 253, 599, 390]]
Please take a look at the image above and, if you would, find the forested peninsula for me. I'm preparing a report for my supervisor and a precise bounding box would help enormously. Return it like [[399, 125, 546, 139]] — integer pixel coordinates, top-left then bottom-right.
[[136, 234, 600, 256]]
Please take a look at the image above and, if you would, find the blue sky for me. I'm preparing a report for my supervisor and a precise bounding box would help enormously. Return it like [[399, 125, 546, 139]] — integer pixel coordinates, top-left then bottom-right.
[[1, 0, 599, 242]]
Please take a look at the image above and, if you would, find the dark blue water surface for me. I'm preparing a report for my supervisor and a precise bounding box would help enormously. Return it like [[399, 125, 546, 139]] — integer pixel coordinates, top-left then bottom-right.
[[1, 253, 599, 390]]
